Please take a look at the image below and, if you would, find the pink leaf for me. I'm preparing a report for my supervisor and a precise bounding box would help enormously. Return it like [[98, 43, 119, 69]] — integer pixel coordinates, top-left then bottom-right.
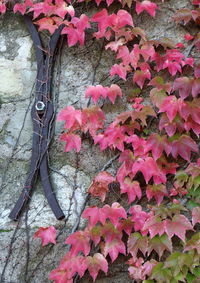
[[146, 184, 168, 205], [82, 206, 101, 227], [184, 33, 194, 41], [171, 135, 198, 161], [102, 237, 126, 262], [110, 63, 128, 80], [159, 96, 179, 122], [85, 85, 108, 104], [164, 215, 193, 242], [86, 253, 108, 281], [145, 133, 171, 160], [128, 232, 148, 259], [129, 205, 150, 234], [132, 157, 166, 184], [101, 202, 127, 227], [82, 106, 105, 136], [60, 133, 81, 152], [57, 106, 82, 129], [120, 178, 142, 204], [173, 77, 192, 99], [192, 207, 200, 226], [107, 84, 122, 104], [135, 1, 158, 17], [143, 216, 165, 238], [49, 268, 73, 283], [88, 171, 115, 202], [34, 226, 56, 246], [116, 9, 134, 28], [133, 69, 151, 89], [65, 230, 90, 256]]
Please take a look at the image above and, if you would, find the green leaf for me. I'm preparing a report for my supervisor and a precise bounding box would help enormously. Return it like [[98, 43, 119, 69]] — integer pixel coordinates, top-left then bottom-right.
[[151, 263, 173, 282], [193, 267, 200, 277], [186, 200, 200, 210], [186, 273, 196, 283]]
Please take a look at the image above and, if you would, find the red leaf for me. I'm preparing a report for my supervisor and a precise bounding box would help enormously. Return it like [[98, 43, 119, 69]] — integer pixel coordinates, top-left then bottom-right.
[[110, 63, 128, 80], [82, 206, 101, 227], [129, 205, 150, 234], [146, 184, 168, 205], [101, 237, 126, 262], [86, 253, 108, 281], [131, 157, 166, 184], [145, 134, 171, 160], [62, 15, 90, 46], [0, 3, 6, 14], [60, 133, 81, 152], [184, 33, 194, 41], [164, 215, 193, 242], [107, 84, 122, 104], [60, 253, 87, 278], [115, 9, 134, 28], [135, 0, 158, 17], [171, 134, 198, 161], [34, 226, 56, 246], [128, 232, 148, 259], [101, 202, 127, 227], [159, 96, 180, 122], [133, 68, 151, 89], [57, 106, 82, 130], [35, 18, 58, 34], [88, 171, 115, 202], [120, 178, 142, 204], [82, 106, 105, 136], [128, 257, 157, 281], [49, 268, 73, 283], [85, 85, 107, 104], [192, 207, 200, 226], [117, 218, 134, 236], [65, 230, 90, 256], [143, 215, 165, 238], [173, 77, 193, 99]]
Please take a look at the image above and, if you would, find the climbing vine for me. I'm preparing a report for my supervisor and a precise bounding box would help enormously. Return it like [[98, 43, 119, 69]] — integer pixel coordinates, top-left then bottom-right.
[[1, 0, 200, 282]]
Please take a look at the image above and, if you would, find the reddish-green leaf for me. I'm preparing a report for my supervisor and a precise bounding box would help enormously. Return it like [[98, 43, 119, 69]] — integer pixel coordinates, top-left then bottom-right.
[[101, 237, 126, 262], [146, 184, 168, 205], [85, 253, 108, 281], [148, 234, 172, 259], [164, 215, 193, 242], [128, 232, 148, 259]]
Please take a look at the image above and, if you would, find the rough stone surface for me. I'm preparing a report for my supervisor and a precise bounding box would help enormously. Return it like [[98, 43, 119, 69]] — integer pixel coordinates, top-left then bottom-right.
[[0, 2, 193, 282]]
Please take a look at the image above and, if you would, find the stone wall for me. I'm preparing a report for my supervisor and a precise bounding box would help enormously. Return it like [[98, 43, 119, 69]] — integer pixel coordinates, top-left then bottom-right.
[[0, 1, 193, 282]]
